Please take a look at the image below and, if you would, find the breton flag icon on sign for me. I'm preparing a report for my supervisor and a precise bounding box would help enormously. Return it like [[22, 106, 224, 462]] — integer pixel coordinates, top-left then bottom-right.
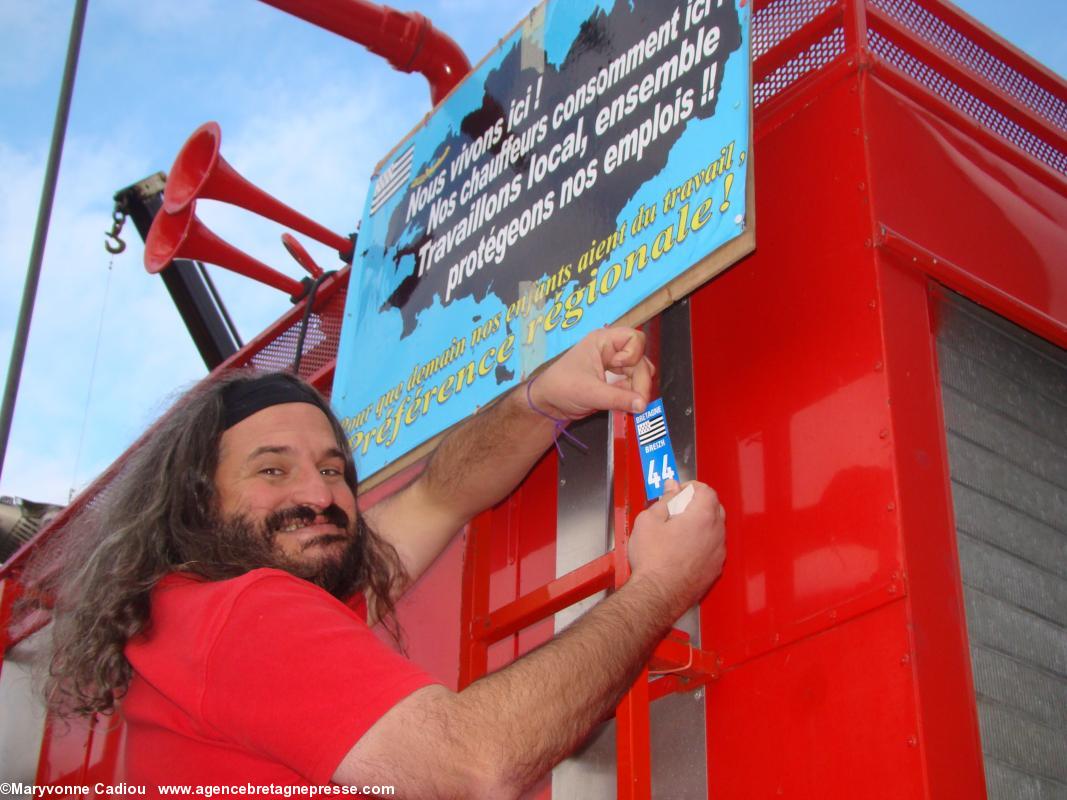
[[637, 414, 667, 447], [370, 146, 415, 216]]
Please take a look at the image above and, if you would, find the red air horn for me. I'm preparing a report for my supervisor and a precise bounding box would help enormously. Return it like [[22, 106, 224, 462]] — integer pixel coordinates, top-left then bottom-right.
[[144, 200, 306, 300], [163, 122, 353, 259]]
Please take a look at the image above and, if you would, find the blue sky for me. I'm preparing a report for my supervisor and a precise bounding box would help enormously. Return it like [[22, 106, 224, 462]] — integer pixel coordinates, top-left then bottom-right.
[[1, 0, 1064, 505]]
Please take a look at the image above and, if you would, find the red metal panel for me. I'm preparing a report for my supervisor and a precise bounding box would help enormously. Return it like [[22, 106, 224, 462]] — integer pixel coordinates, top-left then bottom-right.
[[514, 453, 560, 661], [692, 63, 923, 797], [35, 712, 93, 785], [35, 712, 124, 787], [390, 532, 465, 689], [83, 715, 124, 784], [0, 578, 21, 683], [616, 672, 652, 800], [455, 452, 558, 800], [862, 75, 1067, 343], [874, 252, 987, 800], [458, 514, 491, 689], [462, 450, 558, 675], [706, 601, 923, 799], [693, 71, 901, 664]]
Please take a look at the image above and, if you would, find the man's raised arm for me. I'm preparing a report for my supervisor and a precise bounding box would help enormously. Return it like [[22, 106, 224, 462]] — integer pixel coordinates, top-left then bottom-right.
[[366, 326, 655, 591], [336, 479, 727, 798]]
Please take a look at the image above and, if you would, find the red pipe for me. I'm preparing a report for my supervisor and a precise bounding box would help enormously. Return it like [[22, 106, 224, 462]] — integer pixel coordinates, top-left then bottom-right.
[[257, 0, 471, 106]]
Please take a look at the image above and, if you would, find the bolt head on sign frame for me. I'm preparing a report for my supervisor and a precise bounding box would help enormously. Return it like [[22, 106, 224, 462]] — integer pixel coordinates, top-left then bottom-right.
[[334, 0, 753, 484]]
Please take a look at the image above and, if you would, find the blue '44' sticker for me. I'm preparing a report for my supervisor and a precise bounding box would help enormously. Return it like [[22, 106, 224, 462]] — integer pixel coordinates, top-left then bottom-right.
[[633, 398, 679, 501]]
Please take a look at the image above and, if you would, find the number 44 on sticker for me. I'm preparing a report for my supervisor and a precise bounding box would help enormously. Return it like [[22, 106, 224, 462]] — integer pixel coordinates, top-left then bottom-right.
[[646, 454, 676, 490], [634, 398, 681, 500]]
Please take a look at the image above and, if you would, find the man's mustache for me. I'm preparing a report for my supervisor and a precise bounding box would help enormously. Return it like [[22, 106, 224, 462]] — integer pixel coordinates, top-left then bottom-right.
[[264, 504, 351, 534]]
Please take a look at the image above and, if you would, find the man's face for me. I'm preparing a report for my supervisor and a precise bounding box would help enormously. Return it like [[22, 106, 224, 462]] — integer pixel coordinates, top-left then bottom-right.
[[214, 402, 360, 587]]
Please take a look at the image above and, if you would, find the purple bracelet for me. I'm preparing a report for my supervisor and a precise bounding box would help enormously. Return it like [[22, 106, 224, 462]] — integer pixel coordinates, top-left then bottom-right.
[[526, 376, 588, 459]]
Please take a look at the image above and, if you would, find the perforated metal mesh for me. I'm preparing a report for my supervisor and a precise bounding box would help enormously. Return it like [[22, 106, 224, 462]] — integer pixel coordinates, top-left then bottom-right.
[[243, 284, 348, 387], [754, 27, 846, 106], [868, 30, 1067, 175], [749, 0, 1066, 174], [753, 0, 837, 59], [870, 0, 1067, 133]]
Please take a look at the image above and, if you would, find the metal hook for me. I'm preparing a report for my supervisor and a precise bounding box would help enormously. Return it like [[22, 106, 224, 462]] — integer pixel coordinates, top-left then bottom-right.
[[105, 208, 127, 254]]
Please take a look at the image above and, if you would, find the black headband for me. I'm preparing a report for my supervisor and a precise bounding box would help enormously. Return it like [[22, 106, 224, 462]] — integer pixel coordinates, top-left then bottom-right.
[[221, 374, 325, 430]]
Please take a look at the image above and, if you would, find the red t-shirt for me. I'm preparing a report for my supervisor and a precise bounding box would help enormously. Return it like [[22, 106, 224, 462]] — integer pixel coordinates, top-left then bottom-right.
[[122, 568, 435, 785]]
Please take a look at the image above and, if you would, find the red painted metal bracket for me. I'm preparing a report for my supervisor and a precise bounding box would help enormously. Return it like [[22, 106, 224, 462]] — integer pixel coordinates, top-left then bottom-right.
[[650, 629, 721, 683], [472, 552, 615, 645], [468, 554, 720, 686], [716, 579, 909, 669], [0, 578, 23, 681], [875, 224, 1067, 350]]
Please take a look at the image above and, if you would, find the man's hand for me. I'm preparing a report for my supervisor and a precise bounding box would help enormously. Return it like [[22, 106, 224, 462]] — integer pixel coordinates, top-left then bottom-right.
[[628, 479, 727, 618], [528, 327, 655, 420]]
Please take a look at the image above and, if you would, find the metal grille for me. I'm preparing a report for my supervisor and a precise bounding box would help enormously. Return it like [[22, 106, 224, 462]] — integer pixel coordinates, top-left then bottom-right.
[[869, 0, 1067, 133], [754, 27, 846, 106], [935, 290, 1067, 800], [752, 0, 837, 59], [245, 285, 348, 386], [868, 30, 1067, 175]]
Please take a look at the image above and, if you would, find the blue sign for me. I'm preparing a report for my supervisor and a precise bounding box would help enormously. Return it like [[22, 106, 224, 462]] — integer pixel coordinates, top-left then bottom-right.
[[333, 0, 752, 479], [634, 398, 679, 500]]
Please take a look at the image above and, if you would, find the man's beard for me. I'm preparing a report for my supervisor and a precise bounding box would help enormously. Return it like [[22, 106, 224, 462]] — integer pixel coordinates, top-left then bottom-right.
[[215, 504, 367, 600]]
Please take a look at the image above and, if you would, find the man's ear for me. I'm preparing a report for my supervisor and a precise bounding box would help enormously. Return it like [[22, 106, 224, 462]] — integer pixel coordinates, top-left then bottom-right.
[[189, 469, 216, 517]]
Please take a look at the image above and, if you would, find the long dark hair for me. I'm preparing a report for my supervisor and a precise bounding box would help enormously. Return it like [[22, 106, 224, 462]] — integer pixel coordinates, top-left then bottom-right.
[[17, 370, 406, 718]]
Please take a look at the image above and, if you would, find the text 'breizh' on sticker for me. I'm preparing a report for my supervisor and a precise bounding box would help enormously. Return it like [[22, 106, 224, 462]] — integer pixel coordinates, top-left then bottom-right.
[[633, 398, 679, 501]]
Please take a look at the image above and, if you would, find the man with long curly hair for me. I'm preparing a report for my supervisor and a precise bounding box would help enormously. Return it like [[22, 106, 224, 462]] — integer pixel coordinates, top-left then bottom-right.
[[30, 327, 726, 796]]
